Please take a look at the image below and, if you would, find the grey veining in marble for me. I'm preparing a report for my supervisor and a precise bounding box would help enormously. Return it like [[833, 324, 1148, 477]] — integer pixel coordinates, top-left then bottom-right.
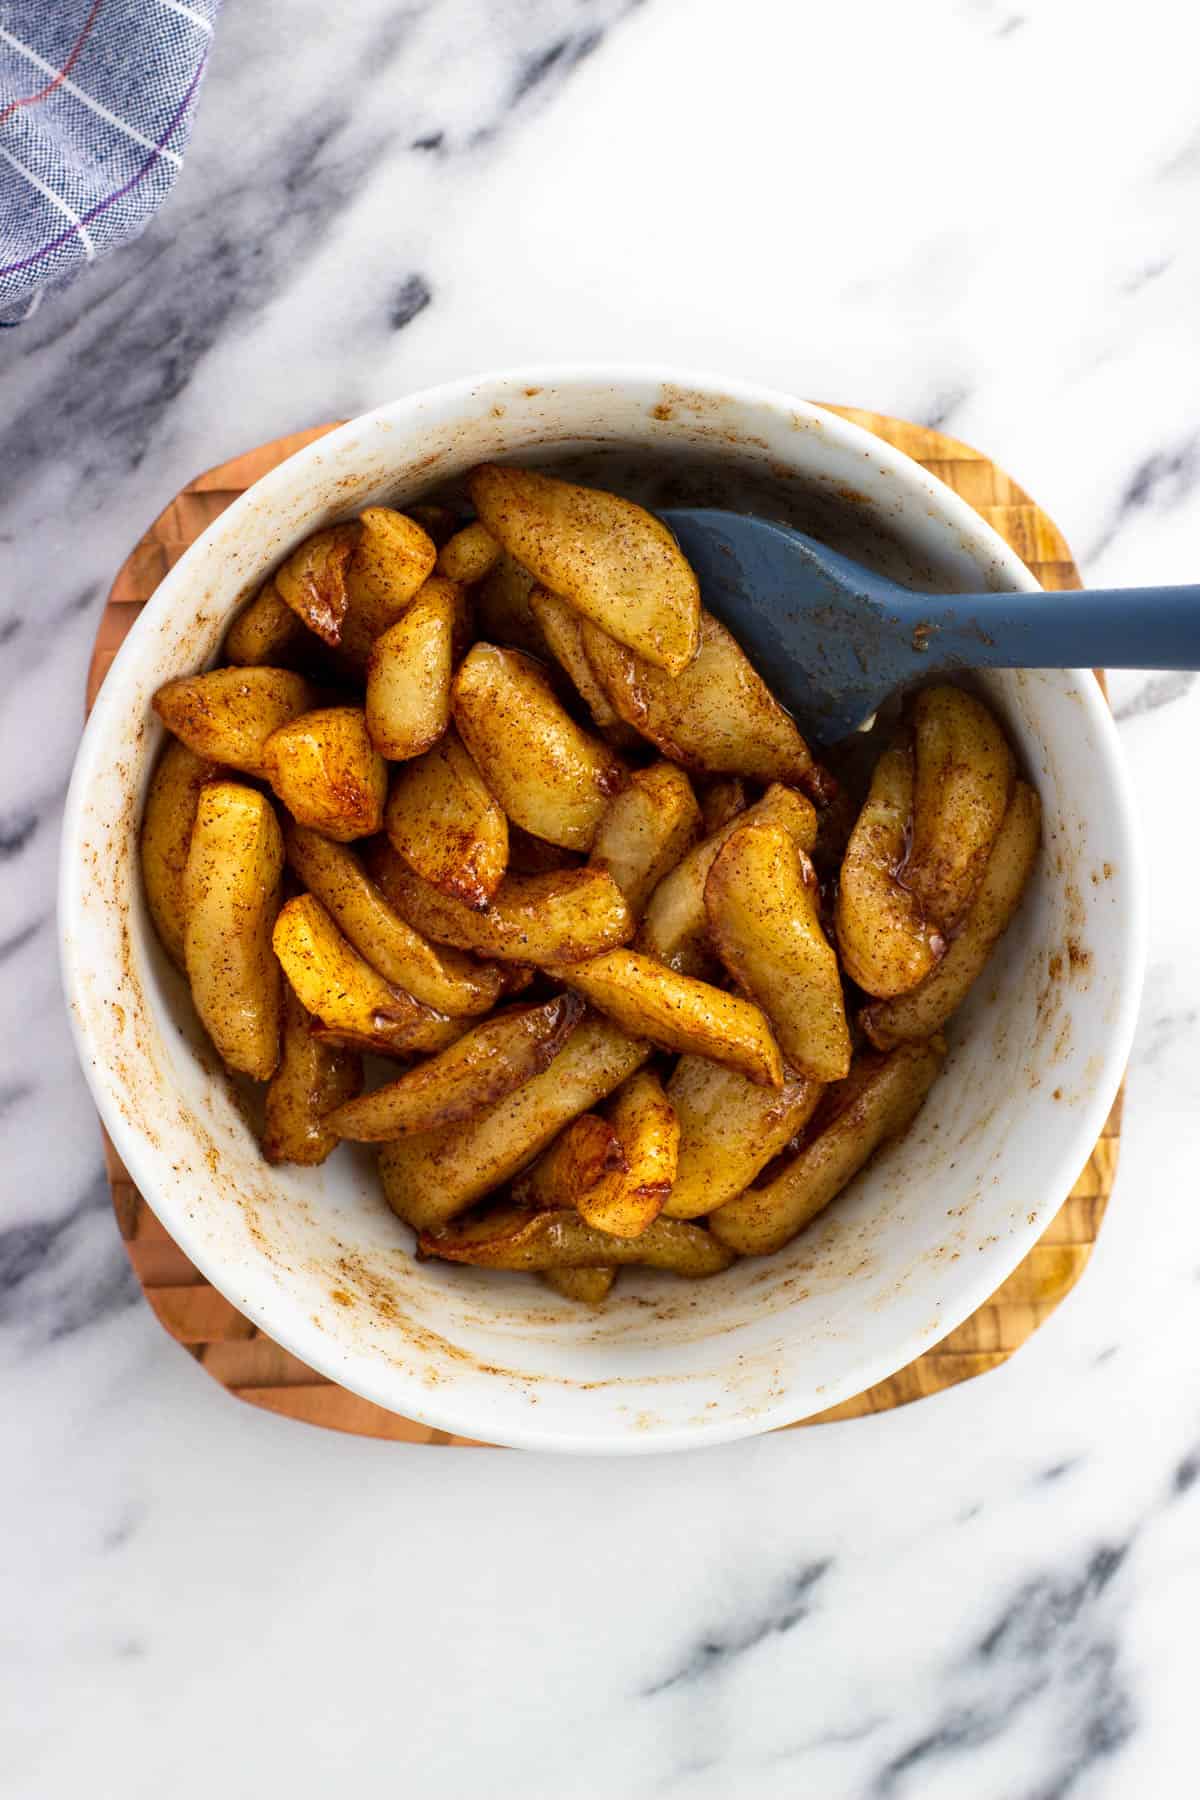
[[3, 1, 1200, 1796]]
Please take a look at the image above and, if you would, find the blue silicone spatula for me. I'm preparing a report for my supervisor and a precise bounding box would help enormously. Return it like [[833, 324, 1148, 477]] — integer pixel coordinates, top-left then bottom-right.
[[660, 507, 1200, 741]]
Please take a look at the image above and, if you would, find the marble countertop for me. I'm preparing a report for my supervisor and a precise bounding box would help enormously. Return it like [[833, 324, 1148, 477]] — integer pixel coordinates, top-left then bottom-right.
[[4, 2, 1200, 1794]]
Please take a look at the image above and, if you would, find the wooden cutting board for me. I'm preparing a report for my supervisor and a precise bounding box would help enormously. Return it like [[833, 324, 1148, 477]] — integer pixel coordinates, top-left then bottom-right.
[[89, 408, 1122, 1443]]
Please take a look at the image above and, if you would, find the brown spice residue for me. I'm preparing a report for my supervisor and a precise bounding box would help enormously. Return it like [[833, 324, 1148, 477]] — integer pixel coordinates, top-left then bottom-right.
[[328, 1251, 513, 1379], [655, 384, 732, 420], [336, 1253, 402, 1324], [1067, 939, 1093, 977], [1032, 944, 1068, 1055]]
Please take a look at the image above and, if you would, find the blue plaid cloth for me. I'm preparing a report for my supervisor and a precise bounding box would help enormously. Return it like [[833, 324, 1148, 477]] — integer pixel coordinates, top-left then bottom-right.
[[0, 0, 219, 325]]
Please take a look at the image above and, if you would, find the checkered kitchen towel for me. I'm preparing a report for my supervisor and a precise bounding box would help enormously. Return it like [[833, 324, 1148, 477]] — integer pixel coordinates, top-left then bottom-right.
[[0, 0, 220, 325]]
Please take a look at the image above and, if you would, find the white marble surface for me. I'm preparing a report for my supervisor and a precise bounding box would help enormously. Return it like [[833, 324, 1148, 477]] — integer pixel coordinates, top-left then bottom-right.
[[4, 1, 1200, 1794]]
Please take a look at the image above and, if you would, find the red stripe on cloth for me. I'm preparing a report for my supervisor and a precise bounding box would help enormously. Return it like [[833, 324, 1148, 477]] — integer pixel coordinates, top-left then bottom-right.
[[0, 0, 107, 128]]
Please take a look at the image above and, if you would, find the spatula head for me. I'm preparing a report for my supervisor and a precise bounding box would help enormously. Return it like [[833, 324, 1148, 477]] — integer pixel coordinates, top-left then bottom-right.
[[661, 508, 914, 742]]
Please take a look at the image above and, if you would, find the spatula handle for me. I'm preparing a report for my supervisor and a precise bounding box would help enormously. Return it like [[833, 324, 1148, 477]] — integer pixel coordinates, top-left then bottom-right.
[[906, 585, 1200, 673]]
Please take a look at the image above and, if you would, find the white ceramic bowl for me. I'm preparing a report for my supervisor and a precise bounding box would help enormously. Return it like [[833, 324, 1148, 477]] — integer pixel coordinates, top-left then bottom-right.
[[60, 368, 1145, 1454]]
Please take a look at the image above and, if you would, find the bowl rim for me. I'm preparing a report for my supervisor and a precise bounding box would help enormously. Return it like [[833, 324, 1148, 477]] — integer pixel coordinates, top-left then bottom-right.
[[59, 363, 1148, 1453]]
